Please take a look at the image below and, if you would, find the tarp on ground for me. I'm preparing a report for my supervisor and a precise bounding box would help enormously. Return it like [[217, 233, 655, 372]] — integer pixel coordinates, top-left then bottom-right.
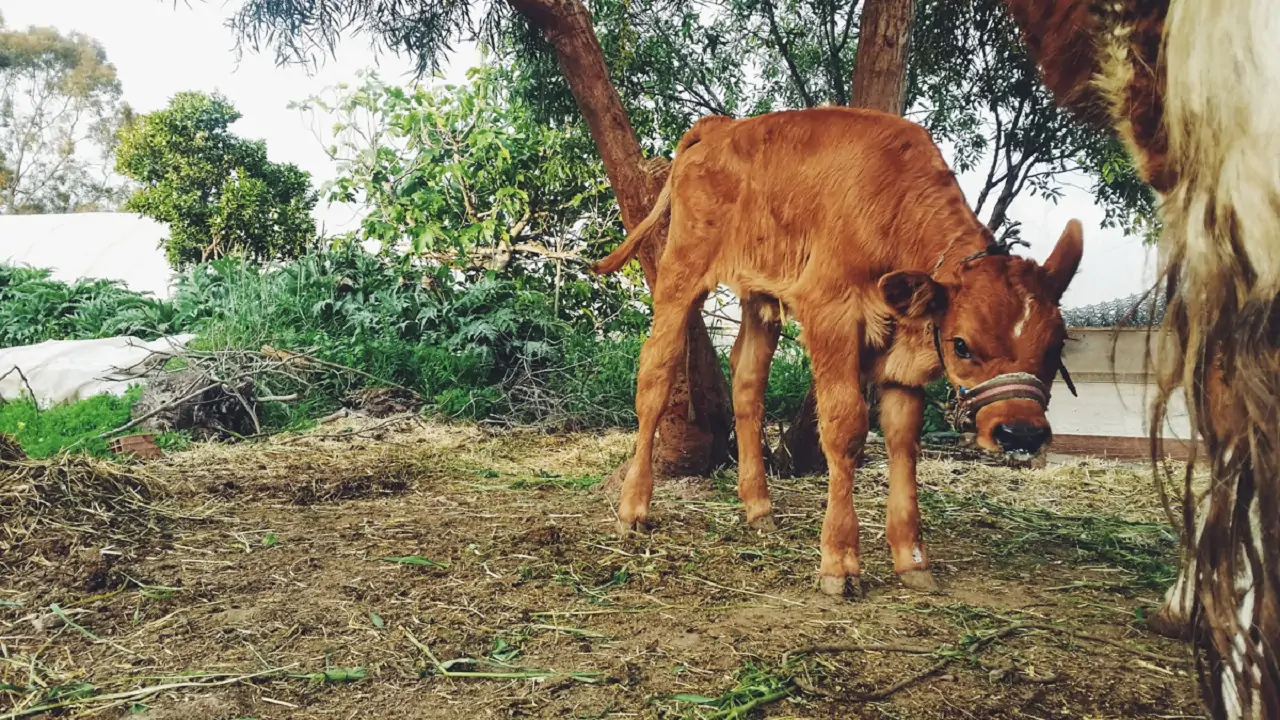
[[0, 334, 195, 408], [0, 212, 175, 299]]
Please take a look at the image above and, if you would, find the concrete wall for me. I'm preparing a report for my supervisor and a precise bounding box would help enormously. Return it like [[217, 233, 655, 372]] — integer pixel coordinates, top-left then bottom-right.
[[1046, 328, 1193, 440]]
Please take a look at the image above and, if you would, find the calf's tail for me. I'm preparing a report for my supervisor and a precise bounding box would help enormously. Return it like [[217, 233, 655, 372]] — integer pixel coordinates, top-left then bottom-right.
[[592, 115, 731, 276]]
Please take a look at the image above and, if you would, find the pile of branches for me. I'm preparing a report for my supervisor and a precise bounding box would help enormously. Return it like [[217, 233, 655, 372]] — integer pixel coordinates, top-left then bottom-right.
[[111, 344, 424, 442]]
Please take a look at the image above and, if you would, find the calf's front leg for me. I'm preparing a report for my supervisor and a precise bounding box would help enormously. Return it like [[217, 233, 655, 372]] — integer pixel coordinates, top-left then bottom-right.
[[879, 384, 937, 591]]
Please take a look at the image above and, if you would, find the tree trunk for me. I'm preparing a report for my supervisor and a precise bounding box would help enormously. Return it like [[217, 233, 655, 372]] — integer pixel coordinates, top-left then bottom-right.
[[507, 0, 733, 478], [848, 0, 917, 115], [780, 0, 917, 476]]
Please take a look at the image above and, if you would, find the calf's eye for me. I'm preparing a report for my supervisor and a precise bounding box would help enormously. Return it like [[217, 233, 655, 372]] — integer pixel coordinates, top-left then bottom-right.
[[952, 338, 972, 360]]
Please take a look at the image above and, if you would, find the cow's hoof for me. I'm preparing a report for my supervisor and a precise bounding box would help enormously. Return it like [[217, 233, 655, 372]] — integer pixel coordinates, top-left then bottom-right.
[[819, 574, 862, 599], [747, 513, 778, 533], [897, 570, 939, 592], [1146, 606, 1191, 640]]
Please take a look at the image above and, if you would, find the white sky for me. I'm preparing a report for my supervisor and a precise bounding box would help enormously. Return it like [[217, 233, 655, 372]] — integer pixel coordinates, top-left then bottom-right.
[[0, 0, 1154, 308]]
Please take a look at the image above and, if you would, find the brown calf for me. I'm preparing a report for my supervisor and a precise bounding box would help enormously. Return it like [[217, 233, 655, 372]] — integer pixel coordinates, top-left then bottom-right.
[[595, 107, 1083, 596]]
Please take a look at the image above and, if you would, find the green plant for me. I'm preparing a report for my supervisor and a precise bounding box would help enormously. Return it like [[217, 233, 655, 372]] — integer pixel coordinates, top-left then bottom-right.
[[0, 388, 139, 458], [0, 264, 182, 348]]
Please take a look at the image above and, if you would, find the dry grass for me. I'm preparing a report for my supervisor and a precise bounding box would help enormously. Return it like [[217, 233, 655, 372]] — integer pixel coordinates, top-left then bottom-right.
[[0, 420, 1206, 719], [1, 451, 175, 571]]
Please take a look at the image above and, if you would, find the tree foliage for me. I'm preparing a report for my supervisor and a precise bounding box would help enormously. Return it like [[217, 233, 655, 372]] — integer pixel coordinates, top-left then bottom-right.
[[496, 0, 1156, 237], [299, 67, 642, 319], [0, 15, 130, 214], [115, 91, 319, 269], [908, 0, 1156, 238]]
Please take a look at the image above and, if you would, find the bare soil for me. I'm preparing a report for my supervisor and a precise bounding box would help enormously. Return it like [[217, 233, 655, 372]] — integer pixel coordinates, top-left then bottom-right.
[[1, 420, 1204, 719]]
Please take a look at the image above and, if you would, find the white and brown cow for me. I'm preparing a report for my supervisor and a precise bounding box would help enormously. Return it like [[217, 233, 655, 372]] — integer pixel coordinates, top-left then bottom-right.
[[1004, 1, 1280, 717]]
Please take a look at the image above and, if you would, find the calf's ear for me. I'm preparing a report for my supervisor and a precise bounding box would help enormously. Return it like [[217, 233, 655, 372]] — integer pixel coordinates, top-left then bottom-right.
[[879, 271, 947, 319], [1043, 220, 1084, 303]]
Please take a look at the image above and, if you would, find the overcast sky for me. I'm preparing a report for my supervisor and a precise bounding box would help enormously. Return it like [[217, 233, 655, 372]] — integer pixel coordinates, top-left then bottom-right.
[[0, 0, 1155, 307]]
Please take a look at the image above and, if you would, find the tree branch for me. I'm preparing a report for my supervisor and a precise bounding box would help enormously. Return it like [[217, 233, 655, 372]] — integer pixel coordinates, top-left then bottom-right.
[[761, 0, 816, 108]]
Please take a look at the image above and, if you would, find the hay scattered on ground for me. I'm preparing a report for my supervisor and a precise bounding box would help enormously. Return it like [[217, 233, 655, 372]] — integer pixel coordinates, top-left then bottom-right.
[[0, 420, 1205, 719], [0, 453, 172, 569], [0, 433, 24, 462]]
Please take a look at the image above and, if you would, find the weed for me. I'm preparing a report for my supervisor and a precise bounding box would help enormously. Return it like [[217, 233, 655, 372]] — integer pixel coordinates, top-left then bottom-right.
[[0, 389, 140, 458], [512, 471, 603, 490], [663, 662, 796, 719], [919, 490, 1177, 588]]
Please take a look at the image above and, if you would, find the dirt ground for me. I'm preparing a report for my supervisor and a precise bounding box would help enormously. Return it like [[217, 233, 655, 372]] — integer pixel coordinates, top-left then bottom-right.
[[2, 418, 1206, 719]]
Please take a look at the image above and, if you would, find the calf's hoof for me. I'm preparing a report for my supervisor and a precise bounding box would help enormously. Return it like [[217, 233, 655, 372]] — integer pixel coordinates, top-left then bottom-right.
[[615, 515, 651, 536], [897, 569, 939, 592], [746, 513, 778, 533], [819, 574, 863, 599]]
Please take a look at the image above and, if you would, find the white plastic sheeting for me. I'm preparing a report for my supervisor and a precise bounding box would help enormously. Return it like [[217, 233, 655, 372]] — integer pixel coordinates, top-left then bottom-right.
[[0, 334, 195, 408], [0, 213, 175, 299]]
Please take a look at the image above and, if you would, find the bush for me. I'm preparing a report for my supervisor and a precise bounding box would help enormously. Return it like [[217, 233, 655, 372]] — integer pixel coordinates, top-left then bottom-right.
[[0, 265, 181, 348], [2, 250, 954, 439], [171, 247, 651, 428]]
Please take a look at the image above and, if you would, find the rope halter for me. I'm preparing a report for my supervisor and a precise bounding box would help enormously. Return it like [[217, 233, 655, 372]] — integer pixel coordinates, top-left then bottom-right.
[[944, 372, 1051, 432]]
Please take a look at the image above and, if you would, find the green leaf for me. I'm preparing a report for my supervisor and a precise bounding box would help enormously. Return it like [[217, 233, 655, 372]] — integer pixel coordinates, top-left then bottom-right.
[[370, 612, 385, 628], [669, 693, 718, 704]]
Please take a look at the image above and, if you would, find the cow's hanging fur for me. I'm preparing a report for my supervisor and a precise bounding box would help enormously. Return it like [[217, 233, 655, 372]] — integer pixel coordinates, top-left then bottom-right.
[[1003, 1, 1280, 717]]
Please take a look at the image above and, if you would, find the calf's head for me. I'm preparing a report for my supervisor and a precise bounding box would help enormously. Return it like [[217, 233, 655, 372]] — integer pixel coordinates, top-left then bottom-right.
[[879, 220, 1084, 459]]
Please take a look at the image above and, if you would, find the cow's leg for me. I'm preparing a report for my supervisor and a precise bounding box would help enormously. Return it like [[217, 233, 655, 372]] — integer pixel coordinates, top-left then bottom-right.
[[617, 268, 708, 534], [730, 295, 782, 532], [880, 384, 937, 591], [805, 320, 868, 597], [1147, 490, 1205, 639]]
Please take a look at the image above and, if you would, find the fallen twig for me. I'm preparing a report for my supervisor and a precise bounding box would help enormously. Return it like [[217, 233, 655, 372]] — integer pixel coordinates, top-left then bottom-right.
[[279, 413, 417, 445], [0, 664, 298, 720], [93, 379, 230, 441], [783, 642, 935, 663], [1016, 622, 1186, 665], [784, 617, 1186, 704], [0, 366, 38, 410], [687, 575, 805, 607], [857, 624, 1023, 701]]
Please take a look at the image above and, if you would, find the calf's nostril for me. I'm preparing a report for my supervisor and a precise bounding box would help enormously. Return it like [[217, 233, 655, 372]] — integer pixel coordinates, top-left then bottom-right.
[[993, 422, 1049, 454], [993, 423, 1018, 449]]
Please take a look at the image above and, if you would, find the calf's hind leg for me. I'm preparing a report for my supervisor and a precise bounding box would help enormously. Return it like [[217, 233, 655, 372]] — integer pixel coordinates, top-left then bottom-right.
[[730, 295, 782, 531], [617, 269, 709, 534]]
